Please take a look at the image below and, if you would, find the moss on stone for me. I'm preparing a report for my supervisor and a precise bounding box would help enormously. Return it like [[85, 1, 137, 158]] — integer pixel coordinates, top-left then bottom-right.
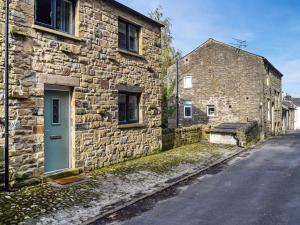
[[92, 142, 235, 176]]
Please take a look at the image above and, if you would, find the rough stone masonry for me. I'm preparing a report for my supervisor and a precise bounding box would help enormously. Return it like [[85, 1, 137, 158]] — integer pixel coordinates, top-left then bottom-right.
[[0, 0, 163, 186], [168, 39, 282, 138]]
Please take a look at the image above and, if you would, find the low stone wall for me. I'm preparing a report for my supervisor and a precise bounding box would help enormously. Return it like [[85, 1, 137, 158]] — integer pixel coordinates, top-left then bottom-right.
[[162, 125, 203, 150], [237, 121, 260, 147]]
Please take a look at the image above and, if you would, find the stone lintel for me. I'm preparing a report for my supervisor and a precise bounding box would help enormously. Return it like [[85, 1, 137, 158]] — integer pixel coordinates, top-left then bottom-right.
[[116, 84, 144, 93], [38, 74, 80, 87]]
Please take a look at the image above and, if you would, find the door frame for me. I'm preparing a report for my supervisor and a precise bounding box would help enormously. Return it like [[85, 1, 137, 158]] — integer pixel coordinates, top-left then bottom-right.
[[44, 85, 73, 174]]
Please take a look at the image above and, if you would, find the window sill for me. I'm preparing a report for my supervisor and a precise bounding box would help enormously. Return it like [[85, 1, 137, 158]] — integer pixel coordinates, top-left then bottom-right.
[[118, 48, 145, 59], [118, 123, 145, 129], [32, 24, 84, 42]]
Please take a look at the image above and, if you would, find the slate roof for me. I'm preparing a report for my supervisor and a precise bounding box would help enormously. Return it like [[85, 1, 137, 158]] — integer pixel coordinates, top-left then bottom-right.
[[292, 98, 300, 107], [282, 100, 296, 110], [108, 0, 164, 27]]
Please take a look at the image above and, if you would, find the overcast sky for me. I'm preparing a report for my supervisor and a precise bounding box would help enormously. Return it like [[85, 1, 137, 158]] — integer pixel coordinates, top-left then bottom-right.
[[119, 0, 300, 97]]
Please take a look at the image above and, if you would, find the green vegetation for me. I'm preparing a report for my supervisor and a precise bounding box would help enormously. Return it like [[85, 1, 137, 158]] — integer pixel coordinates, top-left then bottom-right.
[[92, 142, 235, 176], [149, 6, 182, 127]]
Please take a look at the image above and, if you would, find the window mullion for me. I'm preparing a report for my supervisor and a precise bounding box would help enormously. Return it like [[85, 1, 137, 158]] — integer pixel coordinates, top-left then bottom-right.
[[52, 0, 57, 28], [126, 94, 129, 123], [126, 24, 130, 51]]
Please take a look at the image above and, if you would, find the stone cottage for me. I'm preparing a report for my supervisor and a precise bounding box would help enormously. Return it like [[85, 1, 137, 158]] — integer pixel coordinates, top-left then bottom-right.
[[168, 39, 283, 138], [292, 98, 300, 130], [282, 95, 296, 132], [0, 0, 163, 186]]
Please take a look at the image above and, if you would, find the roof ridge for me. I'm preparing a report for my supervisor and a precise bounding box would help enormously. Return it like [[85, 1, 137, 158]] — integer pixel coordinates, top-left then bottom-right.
[[175, 38, 283, 77]]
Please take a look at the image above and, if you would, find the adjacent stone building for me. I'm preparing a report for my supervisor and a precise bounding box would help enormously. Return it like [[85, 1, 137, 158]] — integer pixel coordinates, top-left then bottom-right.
[[168, 39, 283, 138], [282, 95, 296, 132], [0, 0, 163, 186], [292, 98, 300, 130]]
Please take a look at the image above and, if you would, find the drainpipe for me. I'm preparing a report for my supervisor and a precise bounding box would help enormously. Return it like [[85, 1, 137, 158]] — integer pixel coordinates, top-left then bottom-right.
[[176, 60, 179, 128], [4, 0, 10, 191]]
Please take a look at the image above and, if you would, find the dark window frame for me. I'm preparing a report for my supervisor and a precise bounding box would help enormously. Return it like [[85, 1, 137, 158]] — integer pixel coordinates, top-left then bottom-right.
[[184, 101, 193, 119], [35, 0, 76, 34], [118, 19, 140, 53], [118, 92, 140, 124]]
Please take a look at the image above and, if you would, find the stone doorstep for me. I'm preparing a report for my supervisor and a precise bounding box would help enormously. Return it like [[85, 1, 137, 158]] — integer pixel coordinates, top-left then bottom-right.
[[45, 169, 81, 181], [53, 176, 84, 186]]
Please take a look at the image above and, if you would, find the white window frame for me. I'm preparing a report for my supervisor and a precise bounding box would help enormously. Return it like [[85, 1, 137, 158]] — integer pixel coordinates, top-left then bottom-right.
[[266, 76, 270, 86], [207, 105, 215, 117], [183, 75, 192, 89], [184, 101, 192, 119]]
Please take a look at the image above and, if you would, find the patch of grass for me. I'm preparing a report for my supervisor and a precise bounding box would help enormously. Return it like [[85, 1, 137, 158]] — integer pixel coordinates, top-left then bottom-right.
[[92, 143, 235, 176]]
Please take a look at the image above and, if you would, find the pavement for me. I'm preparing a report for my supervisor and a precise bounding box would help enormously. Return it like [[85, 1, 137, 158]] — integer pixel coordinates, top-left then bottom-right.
[[101, 131, 300, 225], [0, 142, 241, 225]]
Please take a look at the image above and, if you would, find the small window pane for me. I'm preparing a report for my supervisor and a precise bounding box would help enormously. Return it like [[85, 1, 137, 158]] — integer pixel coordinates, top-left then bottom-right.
[[185, 107, 192, 117], [207, 105, 215, 117], [128, 95, 138, 121], [53, 99, 60, 124], [128, 24, 139, 52], [184, 76, 192, 89], [35, 0, 52, 26], [184, 101, 192, 118], [118, 21, 127, 49], [57, 0, 74, 33], [118, 94, 127, 123]]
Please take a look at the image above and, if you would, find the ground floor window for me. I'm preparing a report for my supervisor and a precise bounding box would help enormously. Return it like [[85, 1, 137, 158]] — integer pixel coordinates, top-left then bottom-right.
[[184, 101, 192, 119], [207, 105, 215, 117], [118, 93, 140, 124]]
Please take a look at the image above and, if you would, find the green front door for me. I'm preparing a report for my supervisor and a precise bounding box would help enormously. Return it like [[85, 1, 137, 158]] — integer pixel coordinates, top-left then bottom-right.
[[44, 90, 70, 173]]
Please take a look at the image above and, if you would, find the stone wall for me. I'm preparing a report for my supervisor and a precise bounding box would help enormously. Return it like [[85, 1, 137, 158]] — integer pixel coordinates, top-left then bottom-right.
[[0, 0, 162, 186], [168, 39, 282, 138], [236, 121, 260, 147], [162, 125, 203, 150]]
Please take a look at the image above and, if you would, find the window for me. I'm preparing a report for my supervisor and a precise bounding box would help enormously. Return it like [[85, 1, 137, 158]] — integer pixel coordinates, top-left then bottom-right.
[[207, 105, 215, 117], [267, 100, 271, 121], [35, 0, 76, 34], [184, 101, 192, 119], [118, 20, 140, 53], [52, 99, 60, 124], [266, 76, 270, 86], [118, 93, 140, 124], [184, 76, 192, 89]]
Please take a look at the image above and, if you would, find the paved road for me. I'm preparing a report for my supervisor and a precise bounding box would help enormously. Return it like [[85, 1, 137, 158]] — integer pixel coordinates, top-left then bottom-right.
[[104, 131, 300, 225]]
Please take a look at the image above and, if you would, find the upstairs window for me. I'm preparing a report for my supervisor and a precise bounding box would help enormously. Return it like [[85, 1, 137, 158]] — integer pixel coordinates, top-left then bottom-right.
[[266, 76, 270, 86], [35, 0, 76, 34], [118, 93, 140, 124], [207, 105, 215, 117], [184, 76, 192, 89], [118, 20, 140, 53], [267, 100, 271, 121], [184, 101, 192, 119]]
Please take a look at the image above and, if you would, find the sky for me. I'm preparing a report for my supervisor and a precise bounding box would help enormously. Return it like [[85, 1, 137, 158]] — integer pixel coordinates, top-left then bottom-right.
[[119, 0, 300, 97]]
